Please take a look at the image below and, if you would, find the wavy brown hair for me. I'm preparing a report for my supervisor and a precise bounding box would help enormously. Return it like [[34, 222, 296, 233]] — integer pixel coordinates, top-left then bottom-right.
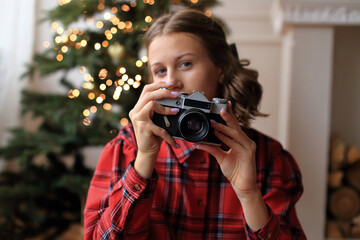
[[143, 9, 267, 126]]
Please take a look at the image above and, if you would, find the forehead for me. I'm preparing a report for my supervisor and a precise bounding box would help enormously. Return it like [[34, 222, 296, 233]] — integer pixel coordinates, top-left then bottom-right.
[[148, 32, 207, 60]]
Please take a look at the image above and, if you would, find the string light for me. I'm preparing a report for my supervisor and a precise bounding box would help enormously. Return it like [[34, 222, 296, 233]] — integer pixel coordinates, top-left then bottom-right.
[[80, 39, 87, 47], [56, 54, 63, 61], [103, 103, 112, 111], [135, 74, 142, 81], [90, 106, 97, 113], [133, 81, 140, 88], [113, 86, 122, 100], [106, 79, 113, 86], [88, 92, 95, 100], [82, 82, 94, 90], [145, 16, 152, 23], [110, 27, 118, 34], [57, 27, 64, 34], [96, 21, 104, 29], [99, 83, 106, 90], [125, 21, 132, 29], [73, 89, 80, 97], [55, 36, 62, 44], [121, 4, 130, 12], [94, 43, 101, 50], [51, 22, 58, 29], [84, 73, 93, 81], [141, 56, 148, 62], [120, 118, 129, 126], [136, 60, 143, 67], [68, 89, 80, 98], [128, 78, 134, 85], [79, 66, 86, 73], [102, 40, 109, 47], [99, 69, 108, 79], [119, 67, 126, 74], [123, 84, 130, 91], [43, 41, 50, 48], [69, 34, 77, 41], [103, 12, 112, 20], [83, 109, 90, 116], [111, 7, 118, 13], [83, 118, 91, 126], [61, 46, 68, 53], [96, 96, 104, 104], [122, 74, 128, 81], [118, 79, 125, 86], [204, 10, 212, 17], [118, 22, 125, 29]]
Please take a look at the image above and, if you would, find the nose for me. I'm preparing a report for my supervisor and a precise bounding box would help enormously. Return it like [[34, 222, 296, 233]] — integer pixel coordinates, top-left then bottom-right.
[[165, 70, 182, 90]]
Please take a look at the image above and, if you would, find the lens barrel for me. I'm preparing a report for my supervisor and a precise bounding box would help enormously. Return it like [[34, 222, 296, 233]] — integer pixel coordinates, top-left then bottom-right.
[[178, 109, 209, 142]]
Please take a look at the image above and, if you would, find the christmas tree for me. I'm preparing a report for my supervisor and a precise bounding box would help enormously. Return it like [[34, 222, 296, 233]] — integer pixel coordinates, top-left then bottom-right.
[[0, 0, 220, 239]]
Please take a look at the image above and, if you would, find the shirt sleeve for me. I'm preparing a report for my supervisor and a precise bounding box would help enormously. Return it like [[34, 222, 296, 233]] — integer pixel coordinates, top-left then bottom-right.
[[83, 130, 158, 240], [244, 145, 306, 240]]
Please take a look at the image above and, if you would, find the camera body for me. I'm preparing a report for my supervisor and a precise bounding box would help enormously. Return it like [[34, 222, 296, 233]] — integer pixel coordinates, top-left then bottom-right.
[[153, 91, 227, 146]]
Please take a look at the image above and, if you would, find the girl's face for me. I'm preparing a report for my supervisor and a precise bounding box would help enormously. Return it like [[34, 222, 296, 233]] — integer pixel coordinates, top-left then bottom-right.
[[148, 32, 222, 100]]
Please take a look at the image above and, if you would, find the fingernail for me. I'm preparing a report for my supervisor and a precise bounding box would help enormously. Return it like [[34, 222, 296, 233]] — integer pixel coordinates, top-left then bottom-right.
[[166, 82, 173, 85], [210, 119, 217, 125], [171, 108, 179, 113], [171, 91, 180, 96], [221, 108, 227, 115]]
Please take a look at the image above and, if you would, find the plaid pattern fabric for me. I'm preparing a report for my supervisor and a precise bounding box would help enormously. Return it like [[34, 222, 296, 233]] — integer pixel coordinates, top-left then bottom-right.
[[84, 124, 306, 239]]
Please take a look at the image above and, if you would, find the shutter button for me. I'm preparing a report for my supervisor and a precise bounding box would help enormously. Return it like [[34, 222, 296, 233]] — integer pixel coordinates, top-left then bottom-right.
[[134, 184, 141, 191]]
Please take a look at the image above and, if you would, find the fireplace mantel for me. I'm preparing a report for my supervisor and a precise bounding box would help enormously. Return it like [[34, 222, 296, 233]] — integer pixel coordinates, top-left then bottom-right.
[[271, 0, 360, 33]]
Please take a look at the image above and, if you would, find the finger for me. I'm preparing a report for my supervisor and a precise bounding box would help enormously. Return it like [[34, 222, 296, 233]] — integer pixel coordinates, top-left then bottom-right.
[[227, 101, 233, 114], [151, 124, 178, 148], [196, 144, 226, 164], [149, 100, 180, 118], [139, 81, 174, 98], [134, 88, 179, 114], [211, 120, 252, 150], [219, 107, 239, 130]]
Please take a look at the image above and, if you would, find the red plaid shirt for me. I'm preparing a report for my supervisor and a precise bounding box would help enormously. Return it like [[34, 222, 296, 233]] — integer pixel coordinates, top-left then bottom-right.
[[84, 124, 305, 239]]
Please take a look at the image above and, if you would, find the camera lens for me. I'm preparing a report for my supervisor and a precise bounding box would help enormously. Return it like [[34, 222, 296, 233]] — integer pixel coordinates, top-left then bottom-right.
[[185, 118, 202, 132], [178, 109, 209, 142]]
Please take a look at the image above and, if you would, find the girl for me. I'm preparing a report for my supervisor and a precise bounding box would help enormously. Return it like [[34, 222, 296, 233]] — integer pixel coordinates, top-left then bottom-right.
[[84, 9, 306, 240]]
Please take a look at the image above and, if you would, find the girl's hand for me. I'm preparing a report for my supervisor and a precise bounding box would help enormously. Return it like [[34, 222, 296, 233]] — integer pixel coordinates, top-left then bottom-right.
[[196, 101, 258, 199], [129, 81, 179, 177]]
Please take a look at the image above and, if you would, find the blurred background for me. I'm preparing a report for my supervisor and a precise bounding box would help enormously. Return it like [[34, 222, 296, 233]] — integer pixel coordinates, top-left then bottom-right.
[[0, 0, 359, 239]]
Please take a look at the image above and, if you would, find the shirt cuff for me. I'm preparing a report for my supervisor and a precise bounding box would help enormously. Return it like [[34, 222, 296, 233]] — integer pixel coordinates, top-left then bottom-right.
[[244, 204, 281, 240], [122, 160, 158, 200]]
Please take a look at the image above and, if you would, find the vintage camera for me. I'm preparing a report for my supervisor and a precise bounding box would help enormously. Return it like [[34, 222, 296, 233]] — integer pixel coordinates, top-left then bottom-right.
[[153, 91, 227, 145]]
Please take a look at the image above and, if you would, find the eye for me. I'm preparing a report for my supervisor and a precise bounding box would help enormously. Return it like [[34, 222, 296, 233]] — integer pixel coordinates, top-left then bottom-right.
[[154, 68, 166, 76], [179, 61, 192, 69]]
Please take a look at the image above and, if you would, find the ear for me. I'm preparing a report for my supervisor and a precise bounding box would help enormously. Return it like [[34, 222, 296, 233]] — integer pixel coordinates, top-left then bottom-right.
[[218, 67, 224, 84]]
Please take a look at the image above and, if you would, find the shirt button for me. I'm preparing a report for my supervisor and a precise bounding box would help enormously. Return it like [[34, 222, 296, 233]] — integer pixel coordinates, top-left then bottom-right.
[[200, 158, 206, 164], [134, 184, 141, 191], [265, 232, 271, 239], [197, 200, 204, 206]]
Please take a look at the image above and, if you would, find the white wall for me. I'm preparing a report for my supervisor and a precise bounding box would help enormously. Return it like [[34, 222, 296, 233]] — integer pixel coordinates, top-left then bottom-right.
[[213, 0, 282, 139]]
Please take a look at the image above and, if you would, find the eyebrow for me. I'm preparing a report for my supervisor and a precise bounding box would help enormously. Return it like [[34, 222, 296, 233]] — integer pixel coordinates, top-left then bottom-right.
[[150, 53, 196, 68]]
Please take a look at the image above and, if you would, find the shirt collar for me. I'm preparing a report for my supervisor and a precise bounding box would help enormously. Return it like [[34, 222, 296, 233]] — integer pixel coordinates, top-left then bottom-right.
[[170, 139, 198, 164]]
